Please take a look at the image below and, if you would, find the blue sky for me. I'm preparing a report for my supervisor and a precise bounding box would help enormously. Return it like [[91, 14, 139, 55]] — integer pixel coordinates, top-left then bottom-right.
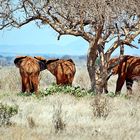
[[0, 22, 88, 56], [0, 22, 140, 56]]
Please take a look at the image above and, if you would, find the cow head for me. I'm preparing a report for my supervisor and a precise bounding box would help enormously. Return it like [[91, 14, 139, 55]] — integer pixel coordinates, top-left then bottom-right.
[[34, 56, 47, 71], [14, 56, 27, 68], [107, 57, 120, 80]]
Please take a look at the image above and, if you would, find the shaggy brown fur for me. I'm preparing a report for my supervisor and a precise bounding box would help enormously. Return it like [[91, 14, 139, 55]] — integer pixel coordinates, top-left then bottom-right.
[[46, 59, 76, 85], [14, 56, 46, 94], [107, 55, 140, 95]]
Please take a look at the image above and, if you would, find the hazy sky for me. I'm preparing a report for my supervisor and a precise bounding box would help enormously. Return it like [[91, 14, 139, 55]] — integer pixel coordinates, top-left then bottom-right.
[[0, 22, 88, 55], [0, 22, 140, 56]]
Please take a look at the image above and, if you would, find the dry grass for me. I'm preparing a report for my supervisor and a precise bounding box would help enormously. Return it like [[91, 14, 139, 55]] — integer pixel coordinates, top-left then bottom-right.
[[0, 65, 140, 140]]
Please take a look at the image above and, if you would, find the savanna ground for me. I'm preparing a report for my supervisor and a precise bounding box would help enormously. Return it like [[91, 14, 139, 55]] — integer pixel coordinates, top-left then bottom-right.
[[0, 62, 140, 140]]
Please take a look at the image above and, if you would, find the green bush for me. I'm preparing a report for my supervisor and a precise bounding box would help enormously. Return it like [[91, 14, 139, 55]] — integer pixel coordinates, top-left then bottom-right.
[[106, 92, 116, 97], [40, 83, 95, 97], [0, 103, 18, 126], [17, 92, 36, 97]]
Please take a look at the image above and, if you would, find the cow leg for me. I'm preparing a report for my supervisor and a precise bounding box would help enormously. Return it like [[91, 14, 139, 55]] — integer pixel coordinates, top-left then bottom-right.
[[31, 74, 39, 95], [56, 78, 62, 85], [126, 78, 133, 95], [21, 74, 29, 93], [115, 74, 126, 95], [68, 81, 72, 86], [104, 81, 108, 94], [21, 78, 26, 92], [67, 74, 73, 86], [69, 77, 74, 86], [56, 80, 60, 85], [29, 75, 34, 93], [25, 76, 30, 93]]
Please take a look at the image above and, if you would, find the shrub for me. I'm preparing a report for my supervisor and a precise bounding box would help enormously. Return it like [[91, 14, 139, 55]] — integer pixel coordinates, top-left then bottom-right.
[[40, 83, 95, 97], [106, 92, 116, 97], [0, 103, 18, 126], [52, 102, 66, 133], [91, 95, 110, 118]]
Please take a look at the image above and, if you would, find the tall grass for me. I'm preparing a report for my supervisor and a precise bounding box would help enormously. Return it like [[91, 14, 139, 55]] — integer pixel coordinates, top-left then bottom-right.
[[0, 65, 140, 140]]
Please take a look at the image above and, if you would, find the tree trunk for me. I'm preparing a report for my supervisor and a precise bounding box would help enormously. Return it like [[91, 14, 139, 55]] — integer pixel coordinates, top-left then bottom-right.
[[87, 46, 111, 94], [87, 41, 98, 92], [95, 48, 108, 94], [87, 24, 104, 93], [95, 64, 108, 94]]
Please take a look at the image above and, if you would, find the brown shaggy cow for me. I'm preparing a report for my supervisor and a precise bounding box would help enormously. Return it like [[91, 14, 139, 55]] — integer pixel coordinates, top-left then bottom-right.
[[44, 58, 76, 86], [107, 55, 140, 95], [14, 56, 46, 94]]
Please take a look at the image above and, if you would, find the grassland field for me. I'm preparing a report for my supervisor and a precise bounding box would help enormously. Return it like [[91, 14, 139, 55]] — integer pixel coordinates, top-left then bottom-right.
[[0, 64, 140, 140]]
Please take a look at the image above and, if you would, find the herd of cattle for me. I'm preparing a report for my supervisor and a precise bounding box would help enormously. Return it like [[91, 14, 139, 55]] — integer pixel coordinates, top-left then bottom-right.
[[14, 55, 140, 95], [14, 56, 76, 95]]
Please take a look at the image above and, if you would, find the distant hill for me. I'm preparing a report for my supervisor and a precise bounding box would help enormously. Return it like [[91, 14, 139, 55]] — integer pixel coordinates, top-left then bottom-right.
[[0, 55, 14, 66], [0, 53, 87, 66], [0, 42, 88, 56]]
